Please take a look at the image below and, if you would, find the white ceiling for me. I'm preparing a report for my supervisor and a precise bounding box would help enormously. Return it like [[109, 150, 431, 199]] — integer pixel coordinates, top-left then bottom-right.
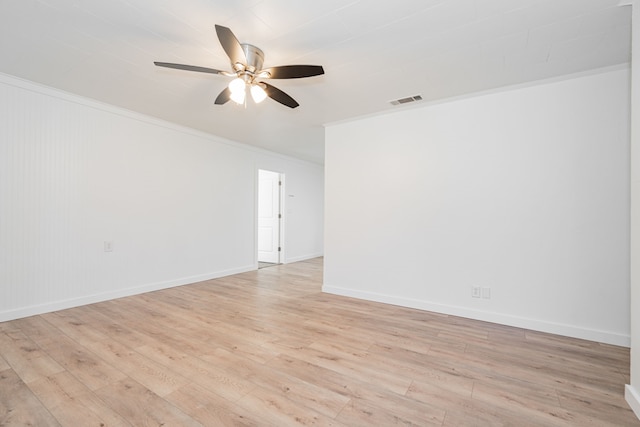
[[0, 0, 631, 164]]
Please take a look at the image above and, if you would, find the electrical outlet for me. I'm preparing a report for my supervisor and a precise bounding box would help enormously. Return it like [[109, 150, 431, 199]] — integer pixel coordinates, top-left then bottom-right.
[[472, 286, 481, 298], [104, 241, 114, 252], [482, 287, 491, 299]]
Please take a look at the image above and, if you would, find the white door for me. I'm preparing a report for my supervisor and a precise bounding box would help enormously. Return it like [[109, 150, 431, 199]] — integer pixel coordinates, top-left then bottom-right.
[[258, 169, 281, 263]]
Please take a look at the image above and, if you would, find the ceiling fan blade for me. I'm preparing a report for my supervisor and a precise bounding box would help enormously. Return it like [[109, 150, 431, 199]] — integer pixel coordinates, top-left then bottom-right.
[[215, 87, 231, 105], [262, 83, 299, 108], [261, 65, 324, 79], [154, 62, 224, 74], [215, 25, 246, 67]]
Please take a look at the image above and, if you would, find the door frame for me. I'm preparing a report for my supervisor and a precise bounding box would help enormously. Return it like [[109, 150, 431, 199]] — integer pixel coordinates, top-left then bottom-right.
[[256, 168, 284, 266]]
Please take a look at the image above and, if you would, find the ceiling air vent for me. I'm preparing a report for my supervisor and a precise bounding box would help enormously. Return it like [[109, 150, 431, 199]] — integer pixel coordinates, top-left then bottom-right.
[[390, 94, 423, 106]]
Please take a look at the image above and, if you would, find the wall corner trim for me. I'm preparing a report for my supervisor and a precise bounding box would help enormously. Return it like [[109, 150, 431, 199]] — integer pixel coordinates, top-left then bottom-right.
[[626, 385, 640, 421]]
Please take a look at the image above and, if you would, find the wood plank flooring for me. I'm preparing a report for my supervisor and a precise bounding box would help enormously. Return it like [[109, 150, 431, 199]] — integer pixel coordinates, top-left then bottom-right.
[[1, 257, 638, 426]]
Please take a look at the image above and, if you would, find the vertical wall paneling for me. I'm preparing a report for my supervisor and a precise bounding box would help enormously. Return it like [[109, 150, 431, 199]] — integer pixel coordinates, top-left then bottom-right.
[[0, 73, 324, 321]]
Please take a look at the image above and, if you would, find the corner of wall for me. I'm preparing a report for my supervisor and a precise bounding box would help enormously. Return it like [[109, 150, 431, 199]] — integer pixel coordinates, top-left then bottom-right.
[[629, 0, 640, 406], [626, 385, 640, 419]]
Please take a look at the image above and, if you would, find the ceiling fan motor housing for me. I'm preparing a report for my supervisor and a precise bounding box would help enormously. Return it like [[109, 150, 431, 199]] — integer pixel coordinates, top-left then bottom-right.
[[239, 44, 264, 75]]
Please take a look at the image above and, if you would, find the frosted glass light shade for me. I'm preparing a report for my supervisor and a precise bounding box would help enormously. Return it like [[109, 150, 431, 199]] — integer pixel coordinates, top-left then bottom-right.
[[228, 77, 245, 94], [228, 78, 246, 104], [250, 84, 267, 103], [230, 88, 245, 104]]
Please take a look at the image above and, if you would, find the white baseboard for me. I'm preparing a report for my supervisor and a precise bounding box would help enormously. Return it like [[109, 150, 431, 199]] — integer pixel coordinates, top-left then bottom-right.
[[284, 253, 323, 264], [322, 285, 630, 347], [0, 265, 255, 322], [626, 385, 640, 421]]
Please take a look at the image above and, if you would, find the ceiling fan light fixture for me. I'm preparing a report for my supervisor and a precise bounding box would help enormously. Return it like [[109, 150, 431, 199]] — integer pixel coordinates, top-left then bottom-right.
[[154, 25, 325, 109], [250, 84, 267, 103]]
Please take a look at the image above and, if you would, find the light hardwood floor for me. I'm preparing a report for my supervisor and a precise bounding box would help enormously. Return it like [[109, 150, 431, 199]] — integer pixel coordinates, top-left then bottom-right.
[[1, 257, 638, 426]]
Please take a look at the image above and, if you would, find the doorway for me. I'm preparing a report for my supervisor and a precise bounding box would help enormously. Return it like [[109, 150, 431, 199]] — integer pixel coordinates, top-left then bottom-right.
[[258, 169, 282, 267]]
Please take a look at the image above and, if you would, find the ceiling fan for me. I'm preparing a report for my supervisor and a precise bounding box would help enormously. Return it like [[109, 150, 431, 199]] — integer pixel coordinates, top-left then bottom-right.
[[154, 25, 324, 109]]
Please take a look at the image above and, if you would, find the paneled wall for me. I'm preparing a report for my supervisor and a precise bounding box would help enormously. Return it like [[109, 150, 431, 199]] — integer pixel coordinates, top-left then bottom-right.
[[0, 73, 324, 321]]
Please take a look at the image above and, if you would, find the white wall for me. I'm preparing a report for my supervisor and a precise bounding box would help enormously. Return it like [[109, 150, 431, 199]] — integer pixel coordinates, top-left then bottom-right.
[[324, 67, 630, 346], [0, 72, 324, 322], [626, 0, 640, 420]]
